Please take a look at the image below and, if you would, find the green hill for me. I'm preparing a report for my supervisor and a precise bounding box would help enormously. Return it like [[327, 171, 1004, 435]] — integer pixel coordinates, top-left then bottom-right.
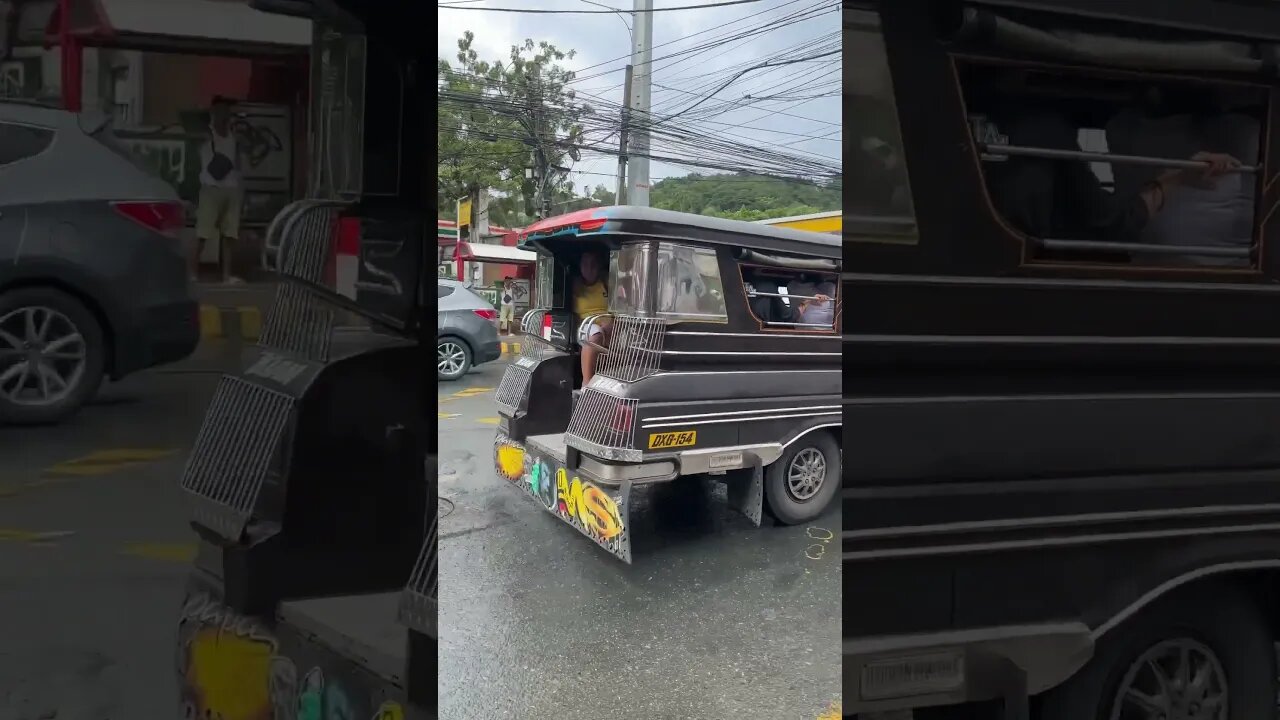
[[649, 173, 841, 221]]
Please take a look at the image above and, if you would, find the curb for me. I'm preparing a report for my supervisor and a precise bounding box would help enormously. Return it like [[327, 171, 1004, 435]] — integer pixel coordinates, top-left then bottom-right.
[[501, 341, 522, 356], [199, 305, 263, 341]]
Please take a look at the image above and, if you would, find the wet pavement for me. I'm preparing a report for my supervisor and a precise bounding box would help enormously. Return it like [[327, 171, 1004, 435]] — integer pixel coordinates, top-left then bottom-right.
[[0, 355, 227, 720], [438, 360, 843, 719]]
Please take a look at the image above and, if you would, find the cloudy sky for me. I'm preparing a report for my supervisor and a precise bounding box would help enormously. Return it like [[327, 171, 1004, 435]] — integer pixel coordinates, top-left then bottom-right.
[[437, 0, 841, 200]]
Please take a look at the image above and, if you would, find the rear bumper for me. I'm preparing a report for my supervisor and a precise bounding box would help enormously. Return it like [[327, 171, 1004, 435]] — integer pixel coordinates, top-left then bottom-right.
[[113, 299, 200, 376], [494, 431, 634, 563], [475, 338, 501, 364]]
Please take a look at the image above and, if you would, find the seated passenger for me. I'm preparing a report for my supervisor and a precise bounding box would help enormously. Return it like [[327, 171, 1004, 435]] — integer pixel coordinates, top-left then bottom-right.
[[573, 249, 610, 385], [989, 108, 1238, 245], [795, 280, 836, 327], [1106, 91, 1257, 267]]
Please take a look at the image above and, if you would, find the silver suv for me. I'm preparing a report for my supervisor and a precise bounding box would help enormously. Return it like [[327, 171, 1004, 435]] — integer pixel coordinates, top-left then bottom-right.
[[437, 278, 501, 380]]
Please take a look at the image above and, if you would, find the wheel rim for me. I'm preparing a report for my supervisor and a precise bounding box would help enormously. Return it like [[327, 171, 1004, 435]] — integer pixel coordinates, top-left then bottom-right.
[[1109, 638, 1228, 720], [438, 342, 466, 376], [785, 447, 827, 502], [0, 306, 87, 406]]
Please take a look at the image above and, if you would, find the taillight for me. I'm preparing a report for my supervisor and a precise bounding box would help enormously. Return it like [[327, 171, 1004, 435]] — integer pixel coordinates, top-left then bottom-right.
[[473, 309, 497, 323], [609, 401, 633, 435], [542, 314, 553, 341], [112, 201, 184, 239]]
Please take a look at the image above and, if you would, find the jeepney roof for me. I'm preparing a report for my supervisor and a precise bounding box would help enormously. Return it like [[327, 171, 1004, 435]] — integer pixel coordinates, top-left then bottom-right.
[[960, 0, 1280, 43], [518, 205, 842, 260]]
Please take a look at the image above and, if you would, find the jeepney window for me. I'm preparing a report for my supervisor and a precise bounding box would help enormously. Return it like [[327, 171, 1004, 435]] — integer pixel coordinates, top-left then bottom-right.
[[609, 242, 651, 316], [960, 61, 1265, 270], [535, 254, 556, 308], [846, 8, 918, 244], [655, 243, 727, 322]]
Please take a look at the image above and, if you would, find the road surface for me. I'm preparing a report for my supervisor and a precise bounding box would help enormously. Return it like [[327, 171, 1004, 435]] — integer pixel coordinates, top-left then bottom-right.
[[438, 359, 843, 720], [0, 347, 231, 720]]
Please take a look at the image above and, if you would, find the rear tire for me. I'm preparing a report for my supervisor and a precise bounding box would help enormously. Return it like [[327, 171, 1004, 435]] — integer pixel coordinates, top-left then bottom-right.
[[0, 287, 106, 425], [437, 336, 472, 381], [1038, 583, 1275, 720], [764, 430, 840, 525]]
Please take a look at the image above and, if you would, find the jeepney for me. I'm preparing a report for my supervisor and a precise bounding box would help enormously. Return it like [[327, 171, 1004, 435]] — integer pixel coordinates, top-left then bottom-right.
[[493, 206, 842, 563]]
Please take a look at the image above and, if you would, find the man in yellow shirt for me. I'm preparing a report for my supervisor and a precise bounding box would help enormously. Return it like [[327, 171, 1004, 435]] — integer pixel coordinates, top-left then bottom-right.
[[573, 249, 610, 384]]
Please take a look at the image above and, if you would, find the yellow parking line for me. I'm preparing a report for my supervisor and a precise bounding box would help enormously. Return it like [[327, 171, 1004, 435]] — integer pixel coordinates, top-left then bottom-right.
[[816, 701, 842, 720], [121, 542, 197, 562], [43, 448, 178, 477], [439, 412, 461, 420], [451, 387, 493, 398], [0, 529, 75, 543], [476, 417, 501, 425]]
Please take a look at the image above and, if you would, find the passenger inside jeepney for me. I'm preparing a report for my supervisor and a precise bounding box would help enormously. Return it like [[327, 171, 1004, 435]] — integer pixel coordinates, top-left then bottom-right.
[[991, 105, 1240, 249], [1105, 85, 1259, 266], [573, 248, 611, 384]]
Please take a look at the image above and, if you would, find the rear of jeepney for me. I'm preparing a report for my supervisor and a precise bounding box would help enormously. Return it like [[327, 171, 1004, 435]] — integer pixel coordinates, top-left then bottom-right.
[[492, 209, 710, 563]]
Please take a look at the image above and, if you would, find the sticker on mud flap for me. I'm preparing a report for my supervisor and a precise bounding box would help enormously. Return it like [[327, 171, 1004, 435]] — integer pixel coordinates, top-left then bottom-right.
[[515, 356, 536, 369], [648, 430, 697, 449]]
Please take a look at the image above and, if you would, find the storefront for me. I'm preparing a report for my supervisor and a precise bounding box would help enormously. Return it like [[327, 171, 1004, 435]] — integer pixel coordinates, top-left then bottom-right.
[[4, 0, 311, 270]]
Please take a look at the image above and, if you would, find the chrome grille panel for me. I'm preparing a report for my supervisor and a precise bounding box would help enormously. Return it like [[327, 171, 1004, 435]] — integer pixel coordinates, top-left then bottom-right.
[[495, 364, 532, 411], [399, 457, 437, 637], [180, 375, 295, 541], [520, 334, 556, 362], [260, 282, 336, 361], [596, 315, 666, 382], [566, 388, 638, 451]]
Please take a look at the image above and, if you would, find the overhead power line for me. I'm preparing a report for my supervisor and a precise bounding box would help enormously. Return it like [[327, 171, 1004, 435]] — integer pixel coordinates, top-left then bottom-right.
[[437, 0, 768, 13]]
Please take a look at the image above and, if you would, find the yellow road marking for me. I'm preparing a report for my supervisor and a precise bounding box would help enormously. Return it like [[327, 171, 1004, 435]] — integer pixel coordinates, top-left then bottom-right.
[[439, 412, 461, 420], [44, 448, 178, 477], [122, 542, 197, 562], [0, 529, 75, 543], [451, 387, 493, 398], [816, 700, 842, 720], [476, 417, 501, 425]]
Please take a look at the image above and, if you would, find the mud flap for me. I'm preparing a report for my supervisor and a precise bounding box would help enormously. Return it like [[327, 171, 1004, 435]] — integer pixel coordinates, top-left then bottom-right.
[[725, 460, 765, 527], [498, 433, 636, 564]]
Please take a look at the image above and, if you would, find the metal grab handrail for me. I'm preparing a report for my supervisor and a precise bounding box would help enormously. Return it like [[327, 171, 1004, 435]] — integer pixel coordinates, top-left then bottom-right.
[[980, 143, 1259, 173], [577, 313, 613, 353], [747, 290, 831, 302], [1037, 238, 1252, 258]]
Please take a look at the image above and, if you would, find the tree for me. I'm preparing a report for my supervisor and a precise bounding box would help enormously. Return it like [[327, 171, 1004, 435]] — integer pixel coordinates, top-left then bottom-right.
[[437, 32, 594, 221]]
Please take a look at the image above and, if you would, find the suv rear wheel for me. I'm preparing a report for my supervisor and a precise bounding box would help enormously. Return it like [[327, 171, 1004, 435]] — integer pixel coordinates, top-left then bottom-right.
[[0, 287, 106, 425]]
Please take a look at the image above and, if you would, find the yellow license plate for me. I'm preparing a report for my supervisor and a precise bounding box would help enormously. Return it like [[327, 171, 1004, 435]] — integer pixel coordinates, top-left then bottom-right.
[[648, 430, 696, 449]]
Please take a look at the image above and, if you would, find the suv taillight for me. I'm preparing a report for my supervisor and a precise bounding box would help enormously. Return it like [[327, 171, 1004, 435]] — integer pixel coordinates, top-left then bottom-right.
[[473, 309, 497, 323], [112, 201, 184, 239]]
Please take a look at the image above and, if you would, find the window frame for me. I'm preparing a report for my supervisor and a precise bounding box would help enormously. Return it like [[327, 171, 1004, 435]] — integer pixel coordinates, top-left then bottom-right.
[[845, 6, 920, 246], [954, 53, 1273, 277], [736, 261, 841, 335], [652, 242, 729, 325]]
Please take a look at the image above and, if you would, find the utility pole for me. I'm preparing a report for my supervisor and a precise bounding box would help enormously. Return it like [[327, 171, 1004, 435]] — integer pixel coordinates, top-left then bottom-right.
[[615, 64, 634, 205], [626, 0, 653, 207]]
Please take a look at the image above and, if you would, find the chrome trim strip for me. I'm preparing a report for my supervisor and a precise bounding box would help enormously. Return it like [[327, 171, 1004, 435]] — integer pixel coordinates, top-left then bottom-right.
[[667, 331, 840, 339], [642, 410, 842, 429], [660, 350, 841, 356], [845, 334, 1280, 347], [843, 522, 1280, 561], [843, 391, 1280, 404], [845, 503, 1280, 540], [782, 423, 841, 449], [649, 369, 840, 376], [645, 405, 843, 422], [841, 272, 1279, 293]]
